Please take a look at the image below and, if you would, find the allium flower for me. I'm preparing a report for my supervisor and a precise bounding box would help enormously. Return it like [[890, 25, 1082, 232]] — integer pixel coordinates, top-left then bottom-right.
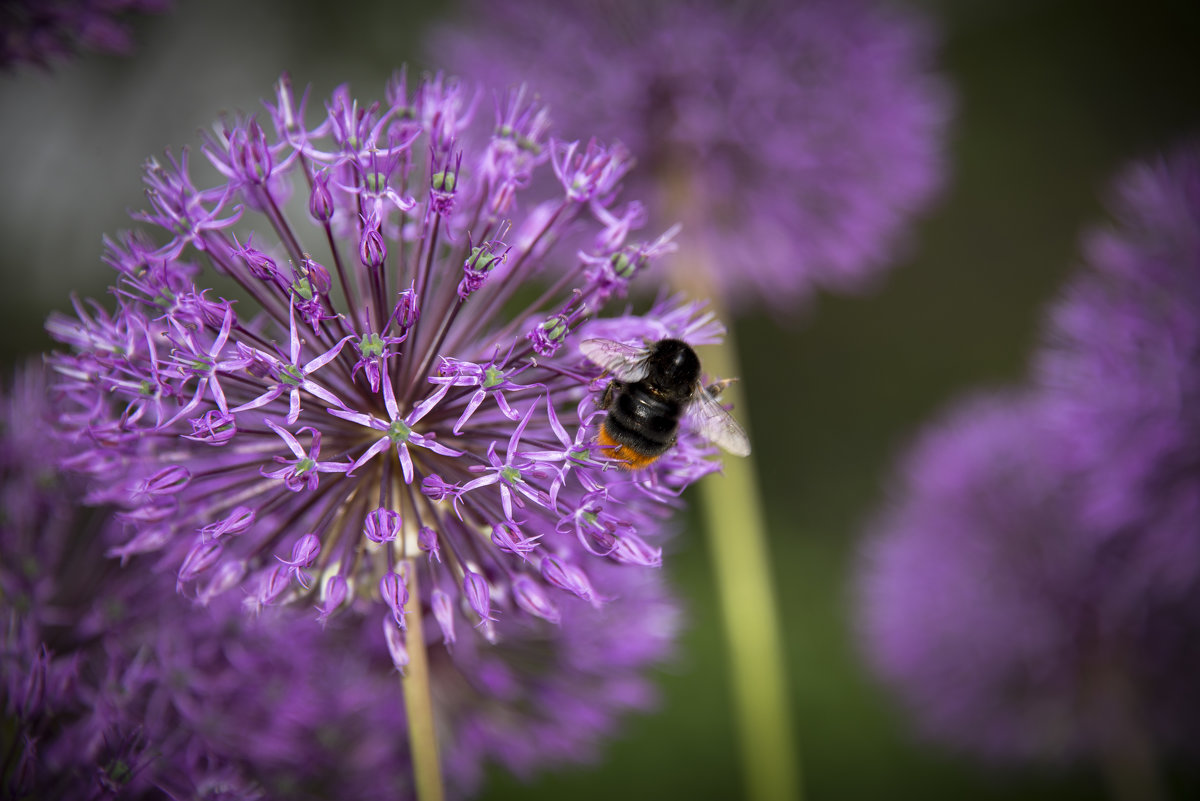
[[857, 394, 1108, 761], [3, 364, 683, 799], [857, 145, 1200, 768], [434, 0, 951, 312], [859, 391, 1200, 766], [1036, 143, 1200, 618], [0, 0, 169, 70], [46, 72, 720, 661], [2, 363, 262, 799]]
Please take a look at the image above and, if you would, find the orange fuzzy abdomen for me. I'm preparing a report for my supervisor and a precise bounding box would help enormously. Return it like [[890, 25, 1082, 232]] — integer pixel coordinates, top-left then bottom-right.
[[596, 426, 662, 470]]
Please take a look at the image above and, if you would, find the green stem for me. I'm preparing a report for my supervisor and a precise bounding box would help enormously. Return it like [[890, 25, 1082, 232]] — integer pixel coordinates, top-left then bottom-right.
[[661, 160, 800, 801], [696, 324, 802, 801], [401, 559, 445, 801]]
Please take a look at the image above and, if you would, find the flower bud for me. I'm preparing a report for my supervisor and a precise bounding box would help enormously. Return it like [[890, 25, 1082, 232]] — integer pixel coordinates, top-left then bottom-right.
[[364, 508, 402, 543], [513, 574, 561, 623], [380, 571, 409, 628], [432, 587, 456, 645], [463, 570, 496, 624], [383, 616, 409, 671], [308, 169, 335, 222]]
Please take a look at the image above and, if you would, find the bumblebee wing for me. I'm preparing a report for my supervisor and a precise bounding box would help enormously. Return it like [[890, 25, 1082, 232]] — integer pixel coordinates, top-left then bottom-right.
[[685, 385, 751, 456], [579, 338, 651, 382]]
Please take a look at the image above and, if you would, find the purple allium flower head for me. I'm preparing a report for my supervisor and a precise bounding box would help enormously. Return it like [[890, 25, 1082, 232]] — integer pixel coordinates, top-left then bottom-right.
[[434, 0, 951, 312], [1, 363, 264, 798], [858, 145, 1200, 766], [857, 394, 1104, 761], [1036, 143, 1200, 616], [0, 0, 169, 70], [859, 392, 1200, 765], [3, 363, 683, 799], [46, 72, 719, 657]]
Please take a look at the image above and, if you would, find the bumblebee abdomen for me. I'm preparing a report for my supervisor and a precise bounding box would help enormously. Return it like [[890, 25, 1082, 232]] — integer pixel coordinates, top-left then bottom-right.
[[596, 426, 665, 470], [597, 386, 680, 469]]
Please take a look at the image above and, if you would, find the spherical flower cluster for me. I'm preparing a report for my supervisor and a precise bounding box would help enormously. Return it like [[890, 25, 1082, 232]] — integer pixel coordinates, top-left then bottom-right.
[[857, 393, 1107, 761], [2, 363, 261, 799], [434, 0, 951, 312], [0, 0, 168, 70], [46, 71, 720, 669], [857, 143, 1200, 765], [3, 364, 682, 799], [1036, 145, 1200, 618]]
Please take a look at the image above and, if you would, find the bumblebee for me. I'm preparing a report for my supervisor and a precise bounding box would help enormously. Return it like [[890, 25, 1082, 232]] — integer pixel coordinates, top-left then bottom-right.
[[580, 337, 751, 469]]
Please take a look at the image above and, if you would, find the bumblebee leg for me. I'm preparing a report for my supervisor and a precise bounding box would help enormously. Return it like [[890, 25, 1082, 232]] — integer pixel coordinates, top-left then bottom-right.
[[600, 380, 622, 410], [704, 377, 738, 399]]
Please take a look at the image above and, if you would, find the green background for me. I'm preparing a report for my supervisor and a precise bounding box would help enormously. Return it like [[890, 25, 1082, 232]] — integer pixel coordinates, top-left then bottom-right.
[[1, 0, 1198, 798]]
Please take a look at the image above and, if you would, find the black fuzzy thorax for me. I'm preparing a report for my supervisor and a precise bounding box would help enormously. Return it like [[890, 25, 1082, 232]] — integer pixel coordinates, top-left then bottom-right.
[[643, 339, 700, 403]]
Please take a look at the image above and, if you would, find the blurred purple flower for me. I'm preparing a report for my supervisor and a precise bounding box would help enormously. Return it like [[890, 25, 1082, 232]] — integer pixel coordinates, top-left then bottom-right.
[[3, 363, 683, 799], [857, 144, 1200, 769], [2, 363, 263, 799], [0, 0, 169, 70], [1036, 143, 1200, 617], [434, 0, 951, 313], [45, 72, 718, 665], [857, 394, 1105, 761]]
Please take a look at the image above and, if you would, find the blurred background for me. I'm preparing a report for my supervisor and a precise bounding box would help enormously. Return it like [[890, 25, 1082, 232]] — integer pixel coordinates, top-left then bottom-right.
[[2, 0, 1199, 798]]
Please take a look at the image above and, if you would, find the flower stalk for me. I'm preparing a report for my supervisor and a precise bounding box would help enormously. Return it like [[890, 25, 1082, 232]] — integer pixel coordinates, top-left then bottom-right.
[[662, 138, 801, 798], [400, 557, 445, 801], [669, 251, 800, 801], [693, 320, 801, 801]]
